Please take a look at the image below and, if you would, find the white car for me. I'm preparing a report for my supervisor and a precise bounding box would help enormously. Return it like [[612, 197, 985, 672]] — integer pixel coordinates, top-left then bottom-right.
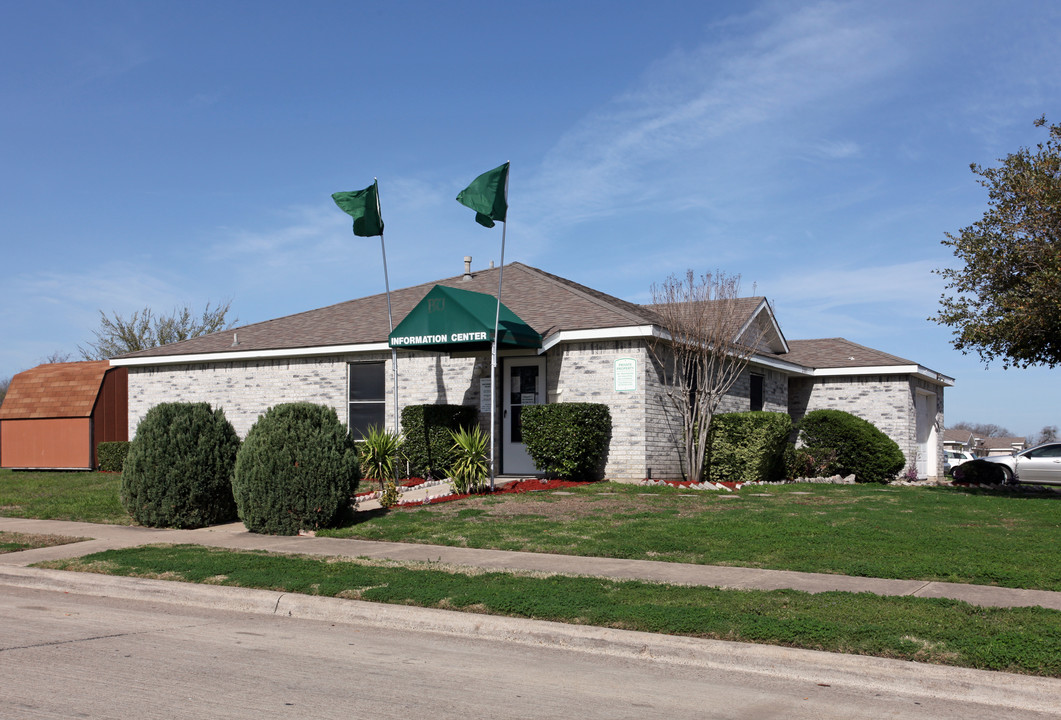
[[944, 449, 975, 475], [979, 442, 1061, 485]]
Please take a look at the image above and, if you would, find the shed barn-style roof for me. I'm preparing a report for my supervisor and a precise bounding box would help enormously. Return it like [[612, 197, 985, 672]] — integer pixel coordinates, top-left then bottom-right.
[[0, 361, 111, 420]]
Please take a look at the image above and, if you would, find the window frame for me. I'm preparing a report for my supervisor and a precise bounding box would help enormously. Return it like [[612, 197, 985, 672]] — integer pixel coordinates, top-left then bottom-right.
[[348, 362, 386, 437]]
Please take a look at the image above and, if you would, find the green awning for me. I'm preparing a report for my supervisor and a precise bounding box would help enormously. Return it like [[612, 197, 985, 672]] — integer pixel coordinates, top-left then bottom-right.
[[389, 285, 541, 351]]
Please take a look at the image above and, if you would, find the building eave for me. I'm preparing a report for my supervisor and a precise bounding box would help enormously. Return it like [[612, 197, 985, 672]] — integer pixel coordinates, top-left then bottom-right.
[[109, 342, 393, 367]]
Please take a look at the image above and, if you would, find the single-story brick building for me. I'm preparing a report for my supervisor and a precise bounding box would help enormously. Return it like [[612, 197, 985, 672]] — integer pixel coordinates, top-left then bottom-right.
[[110, 261, 953, 481]]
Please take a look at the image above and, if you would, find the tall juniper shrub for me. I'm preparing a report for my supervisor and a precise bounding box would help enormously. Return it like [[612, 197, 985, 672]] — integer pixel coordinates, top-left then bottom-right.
[[233, 403, 359, 535], [121, 402, 240, 528]]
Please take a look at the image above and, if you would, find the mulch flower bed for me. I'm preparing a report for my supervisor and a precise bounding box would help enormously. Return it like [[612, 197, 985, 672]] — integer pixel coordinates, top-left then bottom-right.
[[396, 477, 595, 508]]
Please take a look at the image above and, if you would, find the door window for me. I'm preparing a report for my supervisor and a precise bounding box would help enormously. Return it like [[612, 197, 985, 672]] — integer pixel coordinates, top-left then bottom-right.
[[509, 365, 539, 443]]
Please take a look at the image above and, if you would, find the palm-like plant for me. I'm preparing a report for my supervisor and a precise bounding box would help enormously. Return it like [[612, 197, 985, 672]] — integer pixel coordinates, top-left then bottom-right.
[[448, 425, 489, 495], [358, 425, 403, 492]]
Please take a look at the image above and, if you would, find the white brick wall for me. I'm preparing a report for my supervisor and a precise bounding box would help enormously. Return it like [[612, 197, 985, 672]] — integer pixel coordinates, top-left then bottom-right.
[[125, 344, 946, 485]]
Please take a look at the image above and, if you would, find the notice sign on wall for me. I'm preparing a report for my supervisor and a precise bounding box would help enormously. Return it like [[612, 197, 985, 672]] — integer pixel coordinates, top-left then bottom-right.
[[614, 357, 636, 392], [480, 378, 492, 413]]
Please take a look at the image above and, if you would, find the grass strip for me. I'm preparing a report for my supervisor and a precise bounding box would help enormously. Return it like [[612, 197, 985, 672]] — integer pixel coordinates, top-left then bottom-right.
[[38, 543, 1061, 678], [0, 531, 88, 553], [0, 469, 129, 525], [324, 483, 1061, 591]]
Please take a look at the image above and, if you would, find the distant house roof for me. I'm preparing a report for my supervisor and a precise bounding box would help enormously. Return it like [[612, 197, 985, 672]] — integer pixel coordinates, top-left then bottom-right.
[[943, 428, 975, 446], [0, 361, 111, 420], [981, 436, 1027, 451]]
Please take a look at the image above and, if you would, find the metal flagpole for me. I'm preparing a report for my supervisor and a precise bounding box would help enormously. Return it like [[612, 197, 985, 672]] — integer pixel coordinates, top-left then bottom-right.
[[490, 223, 506, 492], [489, 164, 509, 492], [376, 180, 399, 436]]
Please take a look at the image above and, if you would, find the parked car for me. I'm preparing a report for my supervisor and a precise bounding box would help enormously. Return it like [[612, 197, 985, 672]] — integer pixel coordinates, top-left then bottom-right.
[[944, 449, 975, 475], [979, 442, 1061, 485]]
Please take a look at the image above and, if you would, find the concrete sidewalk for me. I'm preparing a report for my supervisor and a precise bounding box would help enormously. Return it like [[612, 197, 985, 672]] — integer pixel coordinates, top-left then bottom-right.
[[3, 514, 1060, 611]]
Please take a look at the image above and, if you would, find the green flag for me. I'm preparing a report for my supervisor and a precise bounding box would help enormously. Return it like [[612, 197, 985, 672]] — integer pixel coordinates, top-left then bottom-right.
[[332, 180, 384, 237], [456, 162, 508, 228]]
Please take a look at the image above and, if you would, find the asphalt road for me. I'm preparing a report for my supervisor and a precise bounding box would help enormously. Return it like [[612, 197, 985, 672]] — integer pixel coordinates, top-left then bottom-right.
[[2, 582, 1059, 720]]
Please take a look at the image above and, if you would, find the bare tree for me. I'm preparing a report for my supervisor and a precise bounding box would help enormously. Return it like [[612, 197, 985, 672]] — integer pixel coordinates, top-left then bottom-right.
[[950, 421, 1015, 438], [40, 351, 74, 364], [0, 375, 9, 407], [79, 301, 236, 360], [647, 270, 768, 483], [1032, 425, 1058, 446]]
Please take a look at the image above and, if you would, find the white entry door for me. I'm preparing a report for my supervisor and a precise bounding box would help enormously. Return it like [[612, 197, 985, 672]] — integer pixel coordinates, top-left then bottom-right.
[[502, 357, 546, 475]]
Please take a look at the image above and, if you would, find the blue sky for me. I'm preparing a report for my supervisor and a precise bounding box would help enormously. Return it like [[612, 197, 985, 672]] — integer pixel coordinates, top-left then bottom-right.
[[2, 0, 1059, 437]]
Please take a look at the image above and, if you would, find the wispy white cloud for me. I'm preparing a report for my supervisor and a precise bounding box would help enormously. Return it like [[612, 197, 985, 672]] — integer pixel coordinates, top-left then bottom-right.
[[523, 2, 908, 233]]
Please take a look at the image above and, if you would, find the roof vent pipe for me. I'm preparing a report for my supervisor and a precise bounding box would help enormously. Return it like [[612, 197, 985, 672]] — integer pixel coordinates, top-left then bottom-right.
[[463, 255, 473, 281]]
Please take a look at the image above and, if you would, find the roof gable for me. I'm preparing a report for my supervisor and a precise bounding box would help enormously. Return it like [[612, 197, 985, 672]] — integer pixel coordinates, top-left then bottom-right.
[[0, 361, 111, 420]]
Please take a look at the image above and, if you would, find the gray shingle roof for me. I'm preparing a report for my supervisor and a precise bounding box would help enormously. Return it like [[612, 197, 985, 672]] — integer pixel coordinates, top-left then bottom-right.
[[113, 264, 942, 383], [116, 262, 663, 360], [782, 338, 916, 369]]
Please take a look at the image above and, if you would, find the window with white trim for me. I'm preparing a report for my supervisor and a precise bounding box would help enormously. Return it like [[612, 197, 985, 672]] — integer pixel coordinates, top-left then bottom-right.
[[348, 362, 385, 437]]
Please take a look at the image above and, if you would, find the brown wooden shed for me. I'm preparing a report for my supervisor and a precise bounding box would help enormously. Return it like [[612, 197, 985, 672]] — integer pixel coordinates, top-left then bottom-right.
[[0, 361, 128, 470]]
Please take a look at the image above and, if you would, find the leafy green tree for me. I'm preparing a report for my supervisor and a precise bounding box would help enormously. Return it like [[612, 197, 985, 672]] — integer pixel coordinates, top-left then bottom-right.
[[934, 117, 1061, 368], [79, 301, 236, 359]]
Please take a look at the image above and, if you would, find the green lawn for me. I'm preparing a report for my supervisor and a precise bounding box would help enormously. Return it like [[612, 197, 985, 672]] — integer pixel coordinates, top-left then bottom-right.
[[0, 469, 130, 524], [323, 482, 1061, 591], [38, 544, 1061, 678]]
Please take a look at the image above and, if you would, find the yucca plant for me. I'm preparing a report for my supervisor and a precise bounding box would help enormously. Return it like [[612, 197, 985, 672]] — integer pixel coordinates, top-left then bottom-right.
[[448, 425, 490, 495], [358, 425, 404, 492]]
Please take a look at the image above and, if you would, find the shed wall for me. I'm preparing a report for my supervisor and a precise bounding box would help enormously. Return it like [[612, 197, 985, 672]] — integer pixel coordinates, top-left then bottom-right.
[[0, 418, 93, 469]]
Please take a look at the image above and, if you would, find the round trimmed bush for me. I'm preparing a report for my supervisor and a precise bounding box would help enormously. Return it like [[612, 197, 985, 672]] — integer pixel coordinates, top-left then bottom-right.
[[796, 409, 905, 483], [233, 403, 359, 535], [121, 402, 240, 528]]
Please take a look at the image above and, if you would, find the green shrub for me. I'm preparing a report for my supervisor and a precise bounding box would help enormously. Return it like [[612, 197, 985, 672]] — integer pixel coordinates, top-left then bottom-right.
[[233, 403, 359, 535], [796, 409, 905, 483], [400, 404, 479, 479], [784, 444, 838, 479], [952, 459, 1005, 484], [357, 425, 404, 490], [520, 403, 611, 481], [121, 403, 240, 528], [706, 412, 791, 483], [97, 441, 130, 473]]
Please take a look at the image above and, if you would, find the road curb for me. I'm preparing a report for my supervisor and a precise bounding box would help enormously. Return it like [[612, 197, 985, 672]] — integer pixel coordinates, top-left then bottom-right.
[[3, 565, 1059, 714]]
